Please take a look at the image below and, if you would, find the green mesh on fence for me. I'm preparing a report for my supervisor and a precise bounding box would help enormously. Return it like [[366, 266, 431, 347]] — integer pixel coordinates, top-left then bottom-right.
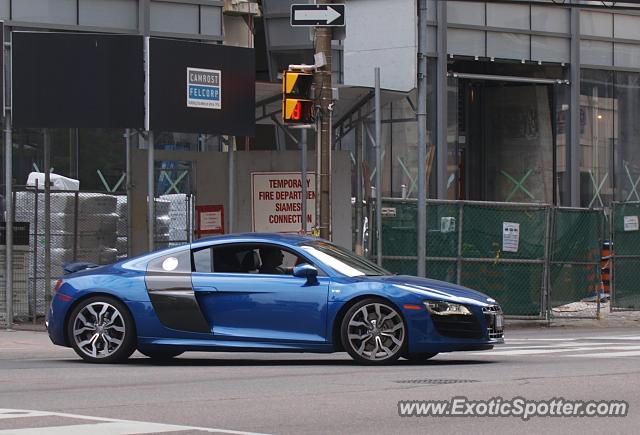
[[382, 260, 458, 282], [551, 209, 602, 262], [382, 259, 417, 276], [609, 204, 640, 310], [613, 203, 640, 256], [380, 201, 417, 257], [460, 262, 542, 316], [549, 264, 599, 308], [613, 258, 640, 310], [425, 260, 458, 284], [426, 203, 460, 258], [461, 205, 548, 260]]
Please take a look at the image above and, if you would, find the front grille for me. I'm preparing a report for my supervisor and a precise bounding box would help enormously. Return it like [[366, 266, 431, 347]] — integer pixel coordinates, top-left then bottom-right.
[[483, 305, 504, 339], [431, 314, 483, 339]]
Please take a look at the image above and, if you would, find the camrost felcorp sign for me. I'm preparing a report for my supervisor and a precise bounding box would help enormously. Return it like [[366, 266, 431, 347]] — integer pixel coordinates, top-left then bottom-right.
[[187, 68, 221, 110], [150, 38, 255, 136]]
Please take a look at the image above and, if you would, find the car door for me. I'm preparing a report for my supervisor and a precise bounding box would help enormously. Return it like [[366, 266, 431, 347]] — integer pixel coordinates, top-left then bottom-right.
[[191, 242, 330, 343], [145, 248, 210, 334]]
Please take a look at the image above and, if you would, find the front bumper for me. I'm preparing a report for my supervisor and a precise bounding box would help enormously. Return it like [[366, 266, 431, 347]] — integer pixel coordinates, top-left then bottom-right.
[[406, 304, 504, 354]]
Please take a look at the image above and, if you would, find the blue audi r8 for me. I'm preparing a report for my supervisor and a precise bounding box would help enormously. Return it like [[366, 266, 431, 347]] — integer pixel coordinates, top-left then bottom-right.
[[46, 233, 504, 364]]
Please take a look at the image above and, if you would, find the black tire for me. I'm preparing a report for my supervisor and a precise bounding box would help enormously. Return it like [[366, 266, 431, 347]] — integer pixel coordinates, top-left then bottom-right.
[[340, 298, 407, 365], [403, 352, 438, 362], [138, 349, 184, 360], [67, 295, 137, 363]]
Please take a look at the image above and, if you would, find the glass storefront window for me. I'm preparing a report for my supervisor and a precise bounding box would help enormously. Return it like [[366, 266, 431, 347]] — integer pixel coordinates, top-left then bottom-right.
[[614, 71, 640, 202], [580, 69, 614, 208]]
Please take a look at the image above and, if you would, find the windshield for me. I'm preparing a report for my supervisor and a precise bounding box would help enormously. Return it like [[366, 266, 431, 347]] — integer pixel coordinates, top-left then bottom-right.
[[300, 241, 391, 277]]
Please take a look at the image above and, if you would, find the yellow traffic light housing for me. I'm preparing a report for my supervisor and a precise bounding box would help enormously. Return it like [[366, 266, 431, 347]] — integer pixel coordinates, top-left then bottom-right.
[[282, 70, 314, 124]]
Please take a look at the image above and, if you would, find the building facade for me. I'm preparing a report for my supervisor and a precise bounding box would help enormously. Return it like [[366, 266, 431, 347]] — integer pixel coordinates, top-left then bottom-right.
[[4, 0, 640, 229], [263, 0, 640, 209]]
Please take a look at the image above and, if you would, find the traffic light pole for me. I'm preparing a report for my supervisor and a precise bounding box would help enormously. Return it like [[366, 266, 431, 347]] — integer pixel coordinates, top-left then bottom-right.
[[315, 0, 333, 241], [301, 127, 308, 234]]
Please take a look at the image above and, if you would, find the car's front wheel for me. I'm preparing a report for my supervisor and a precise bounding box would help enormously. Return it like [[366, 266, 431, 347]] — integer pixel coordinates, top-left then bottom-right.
[[341, 299, 406, 365], [67, 296, 136, 363]]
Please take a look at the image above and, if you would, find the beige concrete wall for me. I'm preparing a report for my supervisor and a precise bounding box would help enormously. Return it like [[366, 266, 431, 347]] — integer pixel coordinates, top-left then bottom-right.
[[131, 149, 352, 255]]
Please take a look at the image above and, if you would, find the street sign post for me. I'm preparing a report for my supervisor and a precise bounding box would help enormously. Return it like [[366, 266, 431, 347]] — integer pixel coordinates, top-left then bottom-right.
[[290, 4, 345, 27]]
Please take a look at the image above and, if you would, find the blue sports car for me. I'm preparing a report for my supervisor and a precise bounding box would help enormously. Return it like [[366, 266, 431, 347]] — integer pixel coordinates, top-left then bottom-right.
[[46, 233, 504, 364]]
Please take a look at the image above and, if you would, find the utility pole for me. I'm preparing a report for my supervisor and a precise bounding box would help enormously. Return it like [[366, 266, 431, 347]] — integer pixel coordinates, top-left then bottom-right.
[[315, 0, 332, 240], [417, 0, 428, 277]]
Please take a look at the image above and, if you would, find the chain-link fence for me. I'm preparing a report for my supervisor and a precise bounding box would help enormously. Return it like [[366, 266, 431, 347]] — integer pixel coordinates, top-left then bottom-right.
[[1, 187, 193, 325], [611, 202, 640, 311], [373, 198, 605, 320], [549, 208, 604, 319], [154, 194, 193, 250]]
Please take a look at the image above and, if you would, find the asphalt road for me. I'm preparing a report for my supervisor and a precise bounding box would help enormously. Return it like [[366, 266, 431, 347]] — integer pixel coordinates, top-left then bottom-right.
[[1, 327, 639, 435]]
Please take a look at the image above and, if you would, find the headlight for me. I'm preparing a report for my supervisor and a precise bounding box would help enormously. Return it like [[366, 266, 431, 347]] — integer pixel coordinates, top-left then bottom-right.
[[424, 300, 473, 316]]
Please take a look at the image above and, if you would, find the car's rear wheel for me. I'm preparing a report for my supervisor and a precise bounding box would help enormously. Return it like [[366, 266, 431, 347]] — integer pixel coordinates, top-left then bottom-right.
[[138, 349, 184, 360], [403, 352, 438, 362], [341, 299, 406, 365], [67, 296, 136, 363]]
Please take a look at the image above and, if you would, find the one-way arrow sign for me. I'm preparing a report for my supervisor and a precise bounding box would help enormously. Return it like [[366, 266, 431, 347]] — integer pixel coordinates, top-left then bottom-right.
[[291, 4, 345, 27]]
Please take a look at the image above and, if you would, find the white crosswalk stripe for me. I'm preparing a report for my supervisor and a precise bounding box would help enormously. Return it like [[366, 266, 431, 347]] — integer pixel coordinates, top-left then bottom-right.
[[468, 334, 640, 359], [0, 409, 271, 435]]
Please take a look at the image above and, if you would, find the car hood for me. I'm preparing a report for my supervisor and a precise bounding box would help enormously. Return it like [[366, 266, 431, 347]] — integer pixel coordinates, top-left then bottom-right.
[[363, 275, 496, 306]]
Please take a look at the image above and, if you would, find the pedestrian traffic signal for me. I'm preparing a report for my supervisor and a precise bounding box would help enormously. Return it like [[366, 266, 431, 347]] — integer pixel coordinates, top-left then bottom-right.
[[282, 70, 314, 124]]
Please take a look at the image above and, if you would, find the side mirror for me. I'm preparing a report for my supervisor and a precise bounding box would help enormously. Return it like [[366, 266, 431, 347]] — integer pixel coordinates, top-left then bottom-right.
[[293, 263, 318, 284]]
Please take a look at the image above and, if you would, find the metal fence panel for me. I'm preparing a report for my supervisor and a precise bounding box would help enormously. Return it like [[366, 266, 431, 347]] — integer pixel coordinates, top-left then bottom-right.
[[549, 208, 604, 319], [612, 202, 640, 311], [427, 202, 460, 259], [461, 203, 547, 260], [377, 199, 549, 318], [381, 200, 417, 257], [375, 199, 605, 320], [611, 258, 640, 310], [459, 203, 548, 318], [460, 262, 543, 316]]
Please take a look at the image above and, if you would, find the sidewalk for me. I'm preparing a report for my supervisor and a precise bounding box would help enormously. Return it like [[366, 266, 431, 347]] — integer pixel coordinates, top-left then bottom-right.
[[507, 302, 640, 330]]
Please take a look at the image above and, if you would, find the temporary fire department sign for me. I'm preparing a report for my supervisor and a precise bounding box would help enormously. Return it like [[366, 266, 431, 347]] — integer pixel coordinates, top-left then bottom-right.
[[252, 172, 316, 233], [187, 67, 221, 109]]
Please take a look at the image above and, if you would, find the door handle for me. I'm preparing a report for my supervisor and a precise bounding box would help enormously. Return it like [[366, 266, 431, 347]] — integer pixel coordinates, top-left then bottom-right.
[[194, 286, 217, 295]]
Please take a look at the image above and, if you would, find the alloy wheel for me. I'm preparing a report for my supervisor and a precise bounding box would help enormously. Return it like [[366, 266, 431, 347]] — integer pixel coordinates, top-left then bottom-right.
[[345, 302, 405, 362], [71, 301, 126, 360]]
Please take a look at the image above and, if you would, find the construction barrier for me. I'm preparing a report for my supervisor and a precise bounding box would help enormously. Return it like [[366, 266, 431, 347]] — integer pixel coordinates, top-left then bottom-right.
[[374, 199, 605, 319], [611, 202, 640, 311]]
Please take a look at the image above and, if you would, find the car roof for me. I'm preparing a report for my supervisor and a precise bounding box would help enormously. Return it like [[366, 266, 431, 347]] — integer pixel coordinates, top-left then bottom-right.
[[121, 233, 324, 271], [191, 233, 319, 249]]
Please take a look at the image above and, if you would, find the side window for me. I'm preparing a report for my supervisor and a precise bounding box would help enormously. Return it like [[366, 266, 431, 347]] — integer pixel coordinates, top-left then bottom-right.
[[205, 243, 320, 276], [192, 247, 213, 273], [256, 245, 303, 275], [147, 249, 191, 273], [212, 246, 260, 274]]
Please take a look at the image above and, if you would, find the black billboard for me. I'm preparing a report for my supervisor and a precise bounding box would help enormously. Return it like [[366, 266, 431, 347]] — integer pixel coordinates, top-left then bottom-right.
[[149, 38, 255, 136], [12, 32, 144, 128]]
